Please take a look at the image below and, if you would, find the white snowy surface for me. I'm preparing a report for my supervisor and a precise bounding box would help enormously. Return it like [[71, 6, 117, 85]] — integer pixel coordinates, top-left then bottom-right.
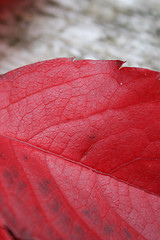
[[0, 0, 160, 74]]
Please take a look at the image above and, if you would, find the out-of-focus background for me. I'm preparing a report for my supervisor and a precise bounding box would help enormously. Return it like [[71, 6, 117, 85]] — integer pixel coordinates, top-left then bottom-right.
[[0, 0, 160, 74]]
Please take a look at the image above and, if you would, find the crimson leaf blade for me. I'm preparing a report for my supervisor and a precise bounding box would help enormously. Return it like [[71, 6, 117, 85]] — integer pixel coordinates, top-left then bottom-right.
[[0, 58, 160, 239]]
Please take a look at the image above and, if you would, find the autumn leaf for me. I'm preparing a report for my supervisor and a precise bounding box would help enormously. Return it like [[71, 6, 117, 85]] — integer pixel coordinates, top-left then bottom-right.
[[0, 58, 160, 240]]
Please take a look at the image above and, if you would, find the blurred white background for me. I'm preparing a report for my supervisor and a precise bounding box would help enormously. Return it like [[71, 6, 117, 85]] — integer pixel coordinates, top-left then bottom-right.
[[0, 0, 160, 74]]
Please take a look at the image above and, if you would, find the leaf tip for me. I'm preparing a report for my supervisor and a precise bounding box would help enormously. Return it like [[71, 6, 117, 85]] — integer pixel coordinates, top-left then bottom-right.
[[117, 60, 126, 69]]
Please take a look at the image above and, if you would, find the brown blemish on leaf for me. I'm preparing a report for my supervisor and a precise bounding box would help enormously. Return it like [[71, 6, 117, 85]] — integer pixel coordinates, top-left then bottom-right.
[[70, 224, 86, 240], [56, 214, 71, 234], [103, 223, 114, 234], [47, 198, 61, 216], [3, 169, 18, 186], [24, 155, 28, 160], [38, 178, 51, 196], [124, 228, 133, 240], [16, 181, 27, 194], [38, 178, 57, 196], [51, 200, 60, 214], [88, 133, 96, 140], [83, 209, 90, 217], [83, 206, 100, 226]]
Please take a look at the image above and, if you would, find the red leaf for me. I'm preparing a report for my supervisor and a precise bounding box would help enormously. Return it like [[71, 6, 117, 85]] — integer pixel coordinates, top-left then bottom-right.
[[0, 58, 160, 240]]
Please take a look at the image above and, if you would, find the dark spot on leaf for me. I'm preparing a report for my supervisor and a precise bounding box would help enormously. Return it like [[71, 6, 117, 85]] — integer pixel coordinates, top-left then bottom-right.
[[47, 198, 61, 215], [83, 209, 90, 217], [89, 134, 96, 140], [70, 225, 86, 240], [32, 206, 44, 223], [3, 168, 19, 187], [16, 181, 27, 193], [124, 228, 132, 240], [83, 206, 100, 226], [75, 225, 84, 234], [52, 200, 60, 213], [61, 214, 71, 225], [103, 223, 114, 234], [3, 170, 12, 181], [56, 214, 71, 233], [38, 178, 51, 196], [0, 153, 2, 158], [24, 155, 28, 160], [3, 170, 14, 186]]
